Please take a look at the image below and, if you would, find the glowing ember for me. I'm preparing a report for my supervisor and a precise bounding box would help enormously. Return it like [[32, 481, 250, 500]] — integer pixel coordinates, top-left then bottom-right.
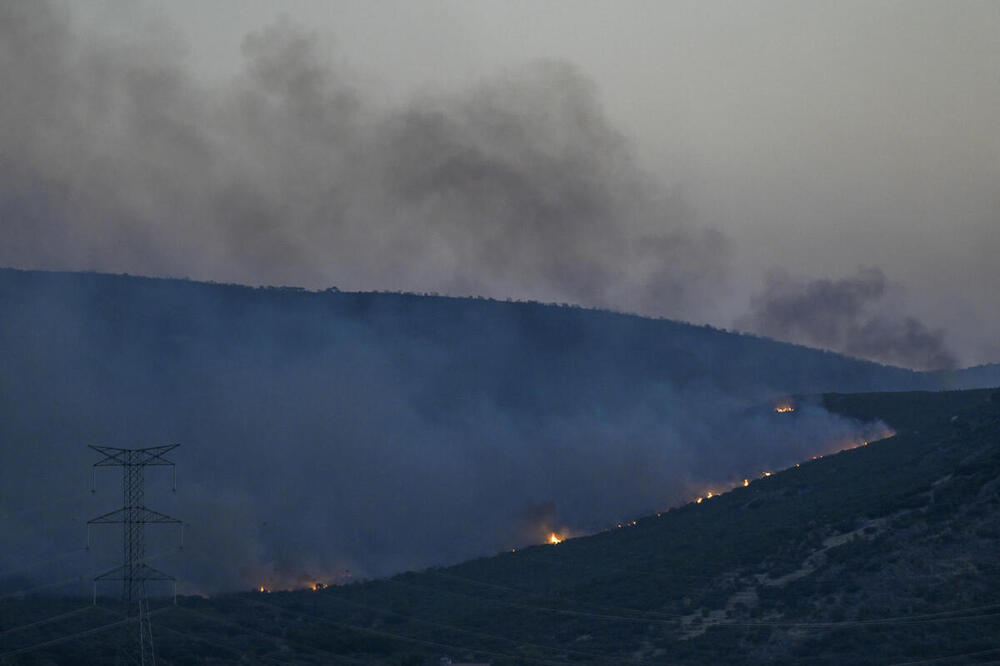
[[696, 497, 703, 504], [311, 582, 326, 591], [548, 533, 562, 545], [775, 404, 795, 413], [762, 471, 772, 477], [743, 478, 749, 487], [257, 586, 270, 594]]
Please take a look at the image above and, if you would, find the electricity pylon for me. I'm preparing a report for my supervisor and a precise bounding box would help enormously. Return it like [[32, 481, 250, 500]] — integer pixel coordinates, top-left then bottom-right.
[[89, 445, 182, 666]]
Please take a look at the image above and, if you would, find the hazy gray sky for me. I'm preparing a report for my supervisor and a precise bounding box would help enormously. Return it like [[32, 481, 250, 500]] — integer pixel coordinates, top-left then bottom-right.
[[5, 1, 999, 366]]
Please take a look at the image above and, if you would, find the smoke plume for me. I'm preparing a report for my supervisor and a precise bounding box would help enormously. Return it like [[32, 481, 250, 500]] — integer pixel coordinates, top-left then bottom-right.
[[738, 267, 956, 370], [0, 2, 726, 324]]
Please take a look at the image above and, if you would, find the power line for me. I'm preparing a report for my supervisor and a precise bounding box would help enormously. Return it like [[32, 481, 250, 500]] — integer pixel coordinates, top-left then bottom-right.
[[0, 490, 95, 524], [725, 604, 1000, 629], [427, 569, 690, 620], [0, 615, 132, 661], [151, 615, 289, 666], [385, 576, 684, 624], [279, 587, 608, 660], [884, 646, 1000, 666], [383, 575, 1000, 631], [0, 547, 182, 601], [0, 605, 95, 638], [173, 605, 369, 665], [0, 573, 87, 600], [248, 597, 574, 666], [0, 547, 88, 580]]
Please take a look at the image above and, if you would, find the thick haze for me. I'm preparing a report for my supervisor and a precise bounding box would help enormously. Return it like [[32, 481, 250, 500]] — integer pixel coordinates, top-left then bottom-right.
[[0, 271, 900, 593], [1, 1, 998, 366]]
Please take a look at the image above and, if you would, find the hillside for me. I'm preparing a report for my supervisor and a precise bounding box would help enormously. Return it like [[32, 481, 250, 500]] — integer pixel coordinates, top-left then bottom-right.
[[3, 388, 999, 664], [2, 267, 977, 592], [0, 267, 941, 397]]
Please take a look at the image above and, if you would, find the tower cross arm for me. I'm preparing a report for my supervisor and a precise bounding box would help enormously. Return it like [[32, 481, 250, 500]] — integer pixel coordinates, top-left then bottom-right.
[[89, 444, 179, 467], [88, 507, 181, 524], [94, 564, 175, 582]]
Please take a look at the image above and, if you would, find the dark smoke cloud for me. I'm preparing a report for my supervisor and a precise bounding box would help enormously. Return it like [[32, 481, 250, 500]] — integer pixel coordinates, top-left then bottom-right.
[[738, 267, 956, 370], [0, 3, 726, 324]]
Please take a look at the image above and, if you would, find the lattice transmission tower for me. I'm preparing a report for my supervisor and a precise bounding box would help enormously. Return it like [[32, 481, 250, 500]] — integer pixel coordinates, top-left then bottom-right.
[[88, 445, 182, 666]]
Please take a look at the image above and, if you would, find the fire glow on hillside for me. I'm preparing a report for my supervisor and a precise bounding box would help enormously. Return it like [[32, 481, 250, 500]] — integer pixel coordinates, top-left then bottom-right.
[[260, 421, 897, 589], [687, 428, 896, 507]]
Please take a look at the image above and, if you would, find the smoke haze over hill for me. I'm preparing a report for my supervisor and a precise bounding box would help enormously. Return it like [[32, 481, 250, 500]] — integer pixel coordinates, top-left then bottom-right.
[[0, 270, 918, 593], [1, 2, 995, 367]]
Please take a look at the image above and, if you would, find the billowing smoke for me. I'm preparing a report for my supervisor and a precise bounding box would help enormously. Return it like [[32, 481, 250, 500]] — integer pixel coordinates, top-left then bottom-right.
[[0, 3, 970, 370], [738, 267, 956, 371], [0, 2, 725, 324]]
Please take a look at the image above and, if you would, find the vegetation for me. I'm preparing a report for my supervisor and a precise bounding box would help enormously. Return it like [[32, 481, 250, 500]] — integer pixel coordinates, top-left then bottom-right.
[[3, 387, 999, 664]]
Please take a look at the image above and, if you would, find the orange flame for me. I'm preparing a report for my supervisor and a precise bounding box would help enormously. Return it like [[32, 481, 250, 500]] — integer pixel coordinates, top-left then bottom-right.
[[679, 428, 896, 524], [775, 404, 795, 413], [548, 533, 562, 545]]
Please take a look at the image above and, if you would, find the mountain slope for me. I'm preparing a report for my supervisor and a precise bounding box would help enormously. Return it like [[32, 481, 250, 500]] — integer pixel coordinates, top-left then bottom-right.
[[3, 388, 998, 664], [0, 267, 959, 589], [183, 388, 1000, 664]]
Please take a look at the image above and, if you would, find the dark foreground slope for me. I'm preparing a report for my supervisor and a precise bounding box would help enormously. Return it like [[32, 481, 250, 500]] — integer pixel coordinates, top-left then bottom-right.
[[3, 388, 999, 664]]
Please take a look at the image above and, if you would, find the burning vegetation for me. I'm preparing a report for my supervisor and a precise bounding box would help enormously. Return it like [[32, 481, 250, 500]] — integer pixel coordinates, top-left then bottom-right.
[[506, 422, 897, 560], [686, 428, 895, 508], [257, 581, 328, 593]]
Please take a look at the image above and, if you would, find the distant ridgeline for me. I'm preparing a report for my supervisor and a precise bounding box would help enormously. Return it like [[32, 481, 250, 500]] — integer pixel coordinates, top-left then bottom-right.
[[0, 267, 993, 401]]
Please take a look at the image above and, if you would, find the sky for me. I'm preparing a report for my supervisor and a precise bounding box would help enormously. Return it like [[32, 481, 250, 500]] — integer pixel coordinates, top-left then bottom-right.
[[2, 1, 999, 367]]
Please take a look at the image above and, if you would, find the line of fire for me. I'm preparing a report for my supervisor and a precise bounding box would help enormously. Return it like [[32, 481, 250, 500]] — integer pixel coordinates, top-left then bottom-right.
[[249, 398, 894, 595]]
